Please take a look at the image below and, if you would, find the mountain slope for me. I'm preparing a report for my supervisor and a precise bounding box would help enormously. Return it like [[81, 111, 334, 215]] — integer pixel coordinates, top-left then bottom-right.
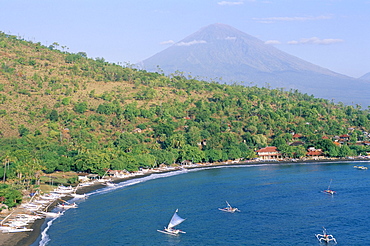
[[140, 24, 369, 106], [359, 72, 370, 81]]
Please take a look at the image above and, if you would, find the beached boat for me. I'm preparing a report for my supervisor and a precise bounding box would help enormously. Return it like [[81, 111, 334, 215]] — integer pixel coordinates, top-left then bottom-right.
[[218, 201, 240, 213], [21, 203, 43, 212], [157, 209, 186, 235], [71, 193, 87, 198], [40, 193, 61, 200], [39, 211, 64, 218], [53, 185, 76, 194], [0, 226, 12, 232], [322, 179, 336, 195], [78, 181, 94, 186], [57, 202, 78, 209], [104, 181, 116, 187], [6, 227, 34, 233], [34, 199, 52, 204]]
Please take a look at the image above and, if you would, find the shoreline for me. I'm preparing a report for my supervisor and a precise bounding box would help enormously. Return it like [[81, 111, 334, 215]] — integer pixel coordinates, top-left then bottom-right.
[[1, 157, 369, 246]]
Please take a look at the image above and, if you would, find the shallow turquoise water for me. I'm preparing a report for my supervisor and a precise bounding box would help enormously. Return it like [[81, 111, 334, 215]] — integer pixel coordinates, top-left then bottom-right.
[[32, 161, 370, 245]]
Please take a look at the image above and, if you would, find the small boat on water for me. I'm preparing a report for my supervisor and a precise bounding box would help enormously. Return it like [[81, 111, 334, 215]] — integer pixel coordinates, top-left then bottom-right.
[[322, 179, 336, 195], [218, 201, 240, 213], [315, 227, 337, 244], [354, 165, 368, 170], [157, 209, 186, 235]]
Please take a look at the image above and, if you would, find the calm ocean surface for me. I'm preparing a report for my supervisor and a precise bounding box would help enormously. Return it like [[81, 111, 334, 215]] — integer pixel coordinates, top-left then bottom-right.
[[31, 161, 370, 246]]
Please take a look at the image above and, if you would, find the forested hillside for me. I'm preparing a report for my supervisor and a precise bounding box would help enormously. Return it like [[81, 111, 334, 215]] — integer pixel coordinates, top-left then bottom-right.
[[1, 31, 370, 199]]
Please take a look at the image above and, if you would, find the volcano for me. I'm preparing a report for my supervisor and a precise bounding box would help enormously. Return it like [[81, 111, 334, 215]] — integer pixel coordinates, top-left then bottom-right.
[[140, 24, 369, 106]]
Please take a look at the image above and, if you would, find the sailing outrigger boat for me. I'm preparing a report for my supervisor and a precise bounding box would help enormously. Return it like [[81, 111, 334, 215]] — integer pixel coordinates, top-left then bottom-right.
[[322, 179, 336, 195], [218, 201, 240, 213], [315, 227, 337, 244], [157, 209, 186, 235]]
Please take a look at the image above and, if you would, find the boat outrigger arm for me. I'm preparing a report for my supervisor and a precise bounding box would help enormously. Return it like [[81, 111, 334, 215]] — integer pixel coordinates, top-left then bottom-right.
[[218, 201, 240, 213]]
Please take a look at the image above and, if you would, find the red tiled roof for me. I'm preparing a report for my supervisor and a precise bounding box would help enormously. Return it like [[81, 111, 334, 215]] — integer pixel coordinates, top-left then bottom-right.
[[257, 146, 278, 153], [307, 150, 323, 156]]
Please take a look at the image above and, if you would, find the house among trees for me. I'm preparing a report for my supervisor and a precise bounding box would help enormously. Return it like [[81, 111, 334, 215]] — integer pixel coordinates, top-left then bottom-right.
[[306, 147, 324, 159], [339, 134, 350, 142], [256, 146, 282, 160]]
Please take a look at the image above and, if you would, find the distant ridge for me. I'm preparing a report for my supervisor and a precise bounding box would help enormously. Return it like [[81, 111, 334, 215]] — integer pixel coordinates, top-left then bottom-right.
[[140, 24, 370, 106]]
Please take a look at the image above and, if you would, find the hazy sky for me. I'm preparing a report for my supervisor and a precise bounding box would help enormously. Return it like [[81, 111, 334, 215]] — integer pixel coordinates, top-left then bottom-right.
[[1, 0, 369, 78]]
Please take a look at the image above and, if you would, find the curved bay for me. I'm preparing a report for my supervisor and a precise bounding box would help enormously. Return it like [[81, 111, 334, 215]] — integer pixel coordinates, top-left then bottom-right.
[[33, 161, 370, 245]]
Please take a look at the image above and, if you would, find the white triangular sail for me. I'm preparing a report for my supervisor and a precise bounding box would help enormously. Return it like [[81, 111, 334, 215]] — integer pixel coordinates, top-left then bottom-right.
[[167, 209, 185, 229]]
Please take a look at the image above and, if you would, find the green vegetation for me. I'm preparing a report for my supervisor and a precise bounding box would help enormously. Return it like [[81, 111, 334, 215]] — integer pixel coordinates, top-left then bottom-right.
[[0, 31, 370, 206]]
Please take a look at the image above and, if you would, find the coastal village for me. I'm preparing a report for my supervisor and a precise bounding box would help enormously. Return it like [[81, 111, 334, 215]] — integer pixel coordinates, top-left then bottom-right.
[[1, 130, 370, 244]]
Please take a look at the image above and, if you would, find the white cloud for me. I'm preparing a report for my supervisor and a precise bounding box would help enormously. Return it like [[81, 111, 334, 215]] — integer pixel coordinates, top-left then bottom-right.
[[287, 40, 299, 45], [288, 37, 344, 45], [160, 40, 175, 45], [218, 1, 244, 6], [265, 40, 281, 45], [225, 36, 237, 40], [253, 15, 332, 22], [176, 40, 207, 46]]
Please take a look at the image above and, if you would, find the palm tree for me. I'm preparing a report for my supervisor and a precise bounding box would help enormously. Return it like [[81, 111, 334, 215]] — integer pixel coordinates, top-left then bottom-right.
[[2, 153, 15, 183]]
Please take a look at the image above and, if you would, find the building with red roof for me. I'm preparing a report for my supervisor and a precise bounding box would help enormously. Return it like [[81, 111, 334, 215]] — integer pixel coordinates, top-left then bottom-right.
[[256, 146, 282, 160]]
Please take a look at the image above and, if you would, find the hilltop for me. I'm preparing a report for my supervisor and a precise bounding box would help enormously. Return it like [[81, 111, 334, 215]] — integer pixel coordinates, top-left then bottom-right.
[[140, 24, 370, 107]]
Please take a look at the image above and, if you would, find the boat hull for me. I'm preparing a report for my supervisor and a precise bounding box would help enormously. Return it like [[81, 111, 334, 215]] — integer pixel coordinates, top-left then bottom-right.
[[157, 229, 185, 235], [218, 208, 240, 213]]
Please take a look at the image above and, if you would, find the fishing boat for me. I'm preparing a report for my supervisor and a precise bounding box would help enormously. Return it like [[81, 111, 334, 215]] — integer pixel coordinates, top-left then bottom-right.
[[218, 201, 240, 213], [39, 211, 63, 218], [57, 202, 78, 209], [53, 185, 76, 194], [1, 226, 34, 233], [322, 179, 336, 195], [71, 193, 88, 198], [157, 209, 186, 235], [7, 227, 34, 233], [354, 165, 368, 170], [315, 227, 337, 244], [40, 193, 61, 200], [104, 181, 116, 187]]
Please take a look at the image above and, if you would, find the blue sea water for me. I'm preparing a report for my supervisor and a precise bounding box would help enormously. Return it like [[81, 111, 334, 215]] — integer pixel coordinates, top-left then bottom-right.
[[31, 161, 370, 246]]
